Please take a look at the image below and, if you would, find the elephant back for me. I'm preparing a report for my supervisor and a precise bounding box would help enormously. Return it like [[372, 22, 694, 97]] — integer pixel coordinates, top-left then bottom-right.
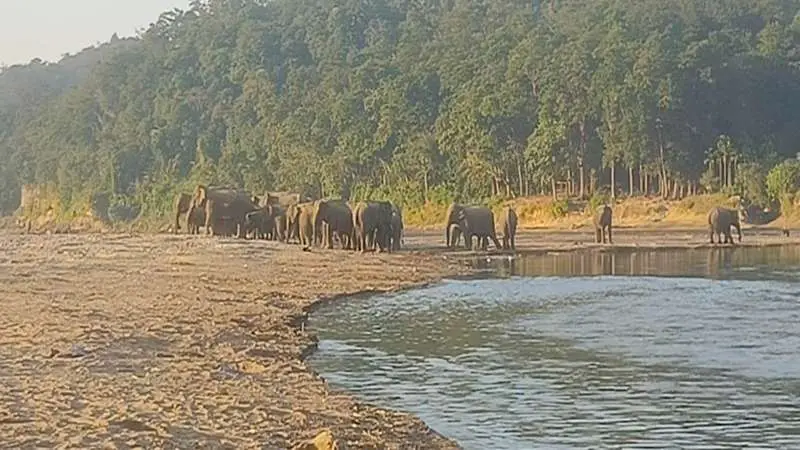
[[266, 191, 309, 209], [462, 206, 494, 223]]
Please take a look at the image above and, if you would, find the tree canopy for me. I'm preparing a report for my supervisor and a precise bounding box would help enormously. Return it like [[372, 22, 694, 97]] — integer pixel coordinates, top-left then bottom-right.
[[2, 0, 800, 216]]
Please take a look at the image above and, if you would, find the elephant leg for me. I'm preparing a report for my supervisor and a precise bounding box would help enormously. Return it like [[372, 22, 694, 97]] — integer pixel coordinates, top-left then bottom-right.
[[595, 228, 601, 243], [366, 228, 374, 251], [511, 233, 516, 250], [607, 226, 612, 244], [359, 229, 368, 253], [489, 233, 501, 250], [326, 224, 334, 250]]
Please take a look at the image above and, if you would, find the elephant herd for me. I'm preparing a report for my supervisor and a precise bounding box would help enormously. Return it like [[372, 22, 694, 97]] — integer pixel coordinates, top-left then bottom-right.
[[172, 185, 746, 251], [443, 203, 612, 249], [443, 202, 746, 249], [173, 185, 403, 252]]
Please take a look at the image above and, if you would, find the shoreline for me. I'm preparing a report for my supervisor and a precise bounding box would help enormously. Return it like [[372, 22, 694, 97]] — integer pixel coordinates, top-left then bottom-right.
[[1, 228, 799, 448]]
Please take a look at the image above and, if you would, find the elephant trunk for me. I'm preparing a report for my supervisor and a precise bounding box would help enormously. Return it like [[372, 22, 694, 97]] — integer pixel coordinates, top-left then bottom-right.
[[446, 223, 451, 247]]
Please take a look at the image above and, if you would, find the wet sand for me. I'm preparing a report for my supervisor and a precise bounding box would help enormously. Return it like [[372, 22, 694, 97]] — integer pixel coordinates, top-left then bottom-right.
[[0, 227, 798, 448]]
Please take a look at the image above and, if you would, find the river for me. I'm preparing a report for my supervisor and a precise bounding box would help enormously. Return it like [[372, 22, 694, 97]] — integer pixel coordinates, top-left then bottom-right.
[[308, 246, 800, 449]]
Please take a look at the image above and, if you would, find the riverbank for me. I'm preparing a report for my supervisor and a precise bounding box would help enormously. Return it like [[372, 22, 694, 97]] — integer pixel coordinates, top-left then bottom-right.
[[0, 232, 471, 448], [2, 228, 799, 449]]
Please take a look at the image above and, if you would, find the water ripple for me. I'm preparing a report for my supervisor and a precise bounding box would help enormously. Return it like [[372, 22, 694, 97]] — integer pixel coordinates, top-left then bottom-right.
[[309, 249, 800, 449]]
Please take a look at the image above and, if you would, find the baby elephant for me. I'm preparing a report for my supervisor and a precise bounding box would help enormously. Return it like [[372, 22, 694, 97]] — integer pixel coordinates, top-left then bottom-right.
[[593, 205, 613, 244], [499, 206, 518, 250], [708, 206, 742, 244]]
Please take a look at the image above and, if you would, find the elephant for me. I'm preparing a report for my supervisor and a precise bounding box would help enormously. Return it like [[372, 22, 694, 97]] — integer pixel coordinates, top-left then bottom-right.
[[174, 192, 207, 234], [173, 193, 192, 233], [444, 202, 466, 248], [312, 199, 354, 250], [353, 201, 393, 253], [455, 207, 502, 250], [186, 185, 258, 238], [288, 202, 316, 247], [499, 206, 518, 250], [186, 207, 205, 235], [244, 208, 275, 240], [389, 204, 404, 251], [708, 206, 742, 244], [593, 205, 613, 244]]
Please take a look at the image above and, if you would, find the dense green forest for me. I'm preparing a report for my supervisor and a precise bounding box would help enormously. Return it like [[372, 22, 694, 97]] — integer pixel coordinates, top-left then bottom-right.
[[2, 0, 800, 218]]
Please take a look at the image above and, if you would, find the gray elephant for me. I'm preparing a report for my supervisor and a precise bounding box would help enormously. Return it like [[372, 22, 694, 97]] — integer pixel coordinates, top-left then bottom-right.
[[499, 206, 518, 250], [353, 201, 393, 252], [593, 205, 613, 244], [456, 207, 502, 250], [244, 208, 274, 239], [389, 204, 404, 251], [312, 199, 354, 249], [186, 185, 258, 238], [708, 206, 742, 244]]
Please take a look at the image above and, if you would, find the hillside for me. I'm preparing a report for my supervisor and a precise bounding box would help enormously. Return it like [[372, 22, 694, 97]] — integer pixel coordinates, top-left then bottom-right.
[[2, 0, 800, 222]]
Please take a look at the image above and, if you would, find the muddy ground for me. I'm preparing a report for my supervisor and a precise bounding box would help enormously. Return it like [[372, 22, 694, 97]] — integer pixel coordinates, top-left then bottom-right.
[[0, 227, 798, 449]]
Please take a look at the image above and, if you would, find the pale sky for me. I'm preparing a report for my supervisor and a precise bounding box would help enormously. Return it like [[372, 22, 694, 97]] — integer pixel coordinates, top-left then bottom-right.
[[0, 0, 190, 66]]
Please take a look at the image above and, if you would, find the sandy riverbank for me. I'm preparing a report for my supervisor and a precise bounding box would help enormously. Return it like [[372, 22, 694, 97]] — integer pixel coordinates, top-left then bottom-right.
[[1, 227, 799, 448]]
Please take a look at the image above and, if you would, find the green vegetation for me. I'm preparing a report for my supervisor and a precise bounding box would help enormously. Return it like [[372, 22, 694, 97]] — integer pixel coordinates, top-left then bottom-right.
[[2, 0, 800, 222]]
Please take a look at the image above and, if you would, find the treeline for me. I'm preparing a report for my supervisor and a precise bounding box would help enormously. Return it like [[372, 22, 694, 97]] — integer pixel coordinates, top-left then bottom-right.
[[2, 0, 800, 218]]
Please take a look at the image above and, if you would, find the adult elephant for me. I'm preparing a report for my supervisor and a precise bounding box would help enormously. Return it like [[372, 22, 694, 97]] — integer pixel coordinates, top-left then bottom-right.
[[288, 202, 316, 247], [313, 199, 354, 249], [186, 185, 258, 238], [593, 205, 613, 244], [499, 206, 518, 250], [389, 204, 403, 251], [708, 206, 742, 244], [353, 201, 393, 253], [456, 207, 502, 250]]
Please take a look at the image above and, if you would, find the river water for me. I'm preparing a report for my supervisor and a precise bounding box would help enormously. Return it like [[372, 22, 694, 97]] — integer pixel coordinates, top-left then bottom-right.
[[308, 246, 800, 449]]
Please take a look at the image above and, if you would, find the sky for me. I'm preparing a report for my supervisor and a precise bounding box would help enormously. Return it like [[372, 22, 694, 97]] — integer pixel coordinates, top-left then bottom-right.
[[0, 0, 190, 66]]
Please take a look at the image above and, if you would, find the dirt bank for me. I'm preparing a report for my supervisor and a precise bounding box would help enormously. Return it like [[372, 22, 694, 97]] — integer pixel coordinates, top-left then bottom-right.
[[1, 227, 798, 449], [407, 225, 800, 255], [0, 232, 471, 449]]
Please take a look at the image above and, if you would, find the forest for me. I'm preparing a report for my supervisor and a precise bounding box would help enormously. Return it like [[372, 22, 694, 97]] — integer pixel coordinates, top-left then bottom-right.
[[1, 0, 800, 219]]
